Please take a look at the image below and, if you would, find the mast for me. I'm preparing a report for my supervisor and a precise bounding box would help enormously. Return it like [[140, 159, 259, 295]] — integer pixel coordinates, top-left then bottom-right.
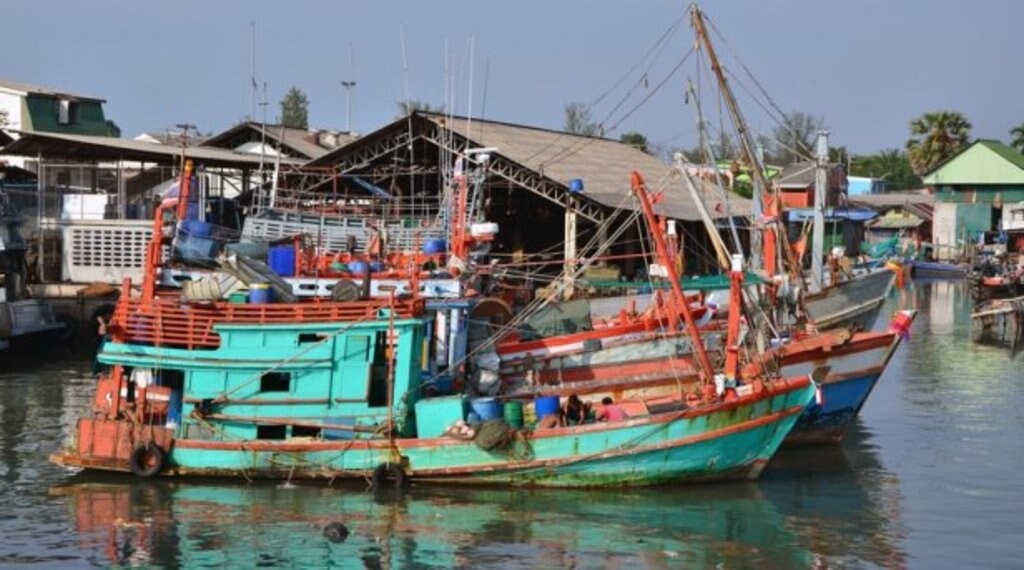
[[631, 171, 715, 383], [691, 6, 767, 271], [810, 131, 829, 293]]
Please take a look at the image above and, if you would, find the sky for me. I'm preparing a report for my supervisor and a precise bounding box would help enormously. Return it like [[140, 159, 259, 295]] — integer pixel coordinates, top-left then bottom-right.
[[2, 0, 1021, 155]]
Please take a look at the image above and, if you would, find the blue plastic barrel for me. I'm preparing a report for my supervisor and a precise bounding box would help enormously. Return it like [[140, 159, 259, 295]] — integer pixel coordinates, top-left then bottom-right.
[[248, 283, 273, 304], [423, 238, 447, 254], [535, 395, 561, 419], [182, 219, 213, 238], [469, 397, 503, 422], [268, 245, 296, 277], [348, 260, 369, 275]]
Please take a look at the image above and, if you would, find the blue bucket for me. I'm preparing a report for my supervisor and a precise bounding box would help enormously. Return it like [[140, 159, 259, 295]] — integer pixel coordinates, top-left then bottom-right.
[[469, 397, 503, 422], [248, 283, 273, 304], [535, 395, 561, 419], [268, 245, 296, 277], [423, 238, 447, 254]]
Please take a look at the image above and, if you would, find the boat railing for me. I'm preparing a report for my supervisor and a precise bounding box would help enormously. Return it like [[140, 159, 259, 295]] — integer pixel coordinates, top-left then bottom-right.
[[109, 295, 424, 350]]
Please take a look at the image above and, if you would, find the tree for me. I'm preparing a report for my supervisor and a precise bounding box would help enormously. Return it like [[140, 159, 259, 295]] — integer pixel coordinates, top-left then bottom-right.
[[1010, 124, 1024, 154], [771, 111, 826, 165], [619, 131, 649, 153], [850, 149, 921, 191], [905, 110, 971, 175], [563, 102, 599, 136], [280, 87, 310, 129], [396, 100, 444, 116]]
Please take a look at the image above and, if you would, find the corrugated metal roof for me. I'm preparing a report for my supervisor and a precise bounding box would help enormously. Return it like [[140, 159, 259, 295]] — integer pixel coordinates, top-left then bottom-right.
[[423, 114, 751, 220], [0, 78, 104, 102], [776, 161, 816, 188], [0, 131, 302, 169], [202, 122, 357, 160]]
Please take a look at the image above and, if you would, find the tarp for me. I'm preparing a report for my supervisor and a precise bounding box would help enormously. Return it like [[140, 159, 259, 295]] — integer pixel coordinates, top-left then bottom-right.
[[786, 208, 878, 222]]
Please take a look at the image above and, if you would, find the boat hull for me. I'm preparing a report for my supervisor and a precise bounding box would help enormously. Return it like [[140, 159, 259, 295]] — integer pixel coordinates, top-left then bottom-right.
[[52, 378, 814, 488], [805, 269, 895, 330]]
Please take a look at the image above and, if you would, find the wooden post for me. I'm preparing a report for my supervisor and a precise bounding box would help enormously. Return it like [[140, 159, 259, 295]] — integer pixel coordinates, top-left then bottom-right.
[[564, 195, 577, 300]]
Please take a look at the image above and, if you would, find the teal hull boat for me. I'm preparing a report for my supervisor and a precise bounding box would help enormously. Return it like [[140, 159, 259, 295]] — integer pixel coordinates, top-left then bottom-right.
[[53, 291, 813, 488]]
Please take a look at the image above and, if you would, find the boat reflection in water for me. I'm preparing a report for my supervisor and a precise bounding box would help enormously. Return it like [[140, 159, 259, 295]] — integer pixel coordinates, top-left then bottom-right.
[[53, 435, 904, 569], [762, 422, 907, 568]]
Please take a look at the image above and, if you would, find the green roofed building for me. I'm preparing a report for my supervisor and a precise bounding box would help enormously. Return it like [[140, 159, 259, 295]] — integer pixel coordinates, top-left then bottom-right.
[[0, 78, 118, 138], [922, 140, 1024, 259]]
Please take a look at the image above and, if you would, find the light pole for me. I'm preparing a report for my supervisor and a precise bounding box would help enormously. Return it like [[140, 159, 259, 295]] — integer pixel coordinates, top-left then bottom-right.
[[340, 80, 356, 133]]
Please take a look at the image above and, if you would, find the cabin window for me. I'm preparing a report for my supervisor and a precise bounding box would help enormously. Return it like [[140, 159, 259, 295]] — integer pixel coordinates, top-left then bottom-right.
[[256, 425, 287, 440], [368, 330, 393, 408], [298, 333, 328, 344], [260, 372, 291, 392], [291, 425, 321, 438]]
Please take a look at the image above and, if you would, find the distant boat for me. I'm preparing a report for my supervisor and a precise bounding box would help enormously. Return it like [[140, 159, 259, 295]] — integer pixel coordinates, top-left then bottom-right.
[[910, 261, 968, 279]]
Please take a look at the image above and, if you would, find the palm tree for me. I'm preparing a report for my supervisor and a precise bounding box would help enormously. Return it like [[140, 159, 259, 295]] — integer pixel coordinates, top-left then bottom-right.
[[1010, 124, 1024, 154], [905, 111, 972, 175]]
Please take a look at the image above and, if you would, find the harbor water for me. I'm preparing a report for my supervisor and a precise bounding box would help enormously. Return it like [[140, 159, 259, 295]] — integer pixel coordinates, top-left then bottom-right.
[[0, 281, 1020, 568]]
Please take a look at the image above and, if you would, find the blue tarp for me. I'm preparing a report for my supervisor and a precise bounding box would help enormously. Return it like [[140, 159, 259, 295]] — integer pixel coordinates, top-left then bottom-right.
[[786, 208, 878, 222], [353, 177, 392, 199]]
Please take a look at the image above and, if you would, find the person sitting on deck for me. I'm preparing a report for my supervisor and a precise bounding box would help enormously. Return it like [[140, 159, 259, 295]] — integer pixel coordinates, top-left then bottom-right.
[[596, 397, 628, 422], [536, 409, 564, 430], [563, 395, 591, 426]]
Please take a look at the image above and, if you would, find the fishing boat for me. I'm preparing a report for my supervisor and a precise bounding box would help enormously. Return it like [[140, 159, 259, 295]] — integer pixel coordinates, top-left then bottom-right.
[[803, 268, 896, 331], [971, 295, 1024, 348], [51, 161, 815, 487], [482, 7, 915, 446], [910, 260, 968, 279], [0, 176, 65, 355]]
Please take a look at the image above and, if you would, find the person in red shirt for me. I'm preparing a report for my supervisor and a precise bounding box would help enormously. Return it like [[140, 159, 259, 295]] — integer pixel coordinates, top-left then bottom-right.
[[596, 397, 628, 422]]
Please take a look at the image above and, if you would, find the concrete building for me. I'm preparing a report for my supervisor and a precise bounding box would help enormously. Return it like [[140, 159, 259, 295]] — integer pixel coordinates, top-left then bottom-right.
[[922, 140, 1024, 259]]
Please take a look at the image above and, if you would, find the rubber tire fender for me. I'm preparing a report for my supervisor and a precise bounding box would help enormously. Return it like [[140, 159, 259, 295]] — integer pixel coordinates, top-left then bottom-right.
[[129, 443, 166, 478], [371, 462, 408, 489]]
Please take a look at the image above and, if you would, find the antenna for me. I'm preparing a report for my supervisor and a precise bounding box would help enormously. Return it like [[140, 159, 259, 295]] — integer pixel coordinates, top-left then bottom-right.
[[249, 21, 257, 121]]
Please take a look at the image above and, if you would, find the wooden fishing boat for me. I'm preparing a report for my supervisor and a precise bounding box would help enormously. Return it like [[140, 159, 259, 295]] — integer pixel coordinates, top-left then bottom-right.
[[50, 163, 815, 487], [910, 261, 968, 279], [972, 295, 1024, 348], [803, 268, 896, 331]]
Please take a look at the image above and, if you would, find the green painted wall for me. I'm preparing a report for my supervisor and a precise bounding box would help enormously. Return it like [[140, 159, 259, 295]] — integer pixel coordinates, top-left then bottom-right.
[[23, 94, 114, 136], [935, 186, 1024, 204], [955, 203, 993, 236]]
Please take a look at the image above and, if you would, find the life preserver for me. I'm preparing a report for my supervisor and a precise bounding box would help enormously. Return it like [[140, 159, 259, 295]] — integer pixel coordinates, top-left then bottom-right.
[[129, 443, 166, 478], [371, 462, 408, 489]]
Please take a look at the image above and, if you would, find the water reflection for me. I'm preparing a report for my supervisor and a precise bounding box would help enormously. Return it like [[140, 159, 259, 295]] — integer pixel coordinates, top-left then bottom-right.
[[50, 440, 908, 570], [763, 423, 906, 568]]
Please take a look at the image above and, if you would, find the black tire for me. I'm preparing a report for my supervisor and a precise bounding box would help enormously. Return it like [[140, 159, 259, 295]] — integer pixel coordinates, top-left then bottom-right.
[[371, 462, 408, 489], [129, 443, 166, 478]]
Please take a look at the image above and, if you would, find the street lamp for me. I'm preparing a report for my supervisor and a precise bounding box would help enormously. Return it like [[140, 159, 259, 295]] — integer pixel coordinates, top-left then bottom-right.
[[340, 80, 356, 133]]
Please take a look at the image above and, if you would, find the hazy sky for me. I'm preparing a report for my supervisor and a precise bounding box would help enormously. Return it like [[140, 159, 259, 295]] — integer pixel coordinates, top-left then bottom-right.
[[3, 0, 1020, 155]]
